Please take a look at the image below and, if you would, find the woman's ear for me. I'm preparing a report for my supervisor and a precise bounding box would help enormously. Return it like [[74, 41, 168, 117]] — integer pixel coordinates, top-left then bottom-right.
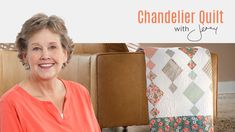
[[22, 52, 28, 64], [22, 52, 30, 70]]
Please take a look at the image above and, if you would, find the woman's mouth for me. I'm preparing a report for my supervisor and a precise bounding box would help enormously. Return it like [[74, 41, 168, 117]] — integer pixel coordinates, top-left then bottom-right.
[[38, 63, 55, 69]]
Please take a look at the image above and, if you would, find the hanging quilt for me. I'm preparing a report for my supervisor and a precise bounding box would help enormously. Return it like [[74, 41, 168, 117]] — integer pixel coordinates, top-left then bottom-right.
[[144, 47, 214, 132]]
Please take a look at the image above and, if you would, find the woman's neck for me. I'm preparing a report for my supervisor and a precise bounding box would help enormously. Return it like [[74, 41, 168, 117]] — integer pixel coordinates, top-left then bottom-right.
[[20, 77, 65, 101]]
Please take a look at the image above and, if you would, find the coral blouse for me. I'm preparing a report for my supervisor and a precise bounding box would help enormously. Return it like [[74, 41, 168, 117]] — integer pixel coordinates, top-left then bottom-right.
[[0, 80, 100, 132]]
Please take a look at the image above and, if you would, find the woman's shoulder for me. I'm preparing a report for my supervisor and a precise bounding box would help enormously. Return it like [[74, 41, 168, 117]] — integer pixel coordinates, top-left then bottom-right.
[[0, 85, 22, 107]]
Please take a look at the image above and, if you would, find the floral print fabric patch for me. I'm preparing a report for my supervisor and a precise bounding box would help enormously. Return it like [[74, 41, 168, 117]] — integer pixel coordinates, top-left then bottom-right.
[[150, 115, 213, 132]]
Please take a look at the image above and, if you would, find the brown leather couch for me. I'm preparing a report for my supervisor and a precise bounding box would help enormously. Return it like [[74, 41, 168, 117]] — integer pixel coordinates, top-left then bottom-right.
[[0, 43, 149, 129]]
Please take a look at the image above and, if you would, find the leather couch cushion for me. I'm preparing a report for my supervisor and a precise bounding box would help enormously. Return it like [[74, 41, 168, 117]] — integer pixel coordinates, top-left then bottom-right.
[[93, 52, 148, 127]]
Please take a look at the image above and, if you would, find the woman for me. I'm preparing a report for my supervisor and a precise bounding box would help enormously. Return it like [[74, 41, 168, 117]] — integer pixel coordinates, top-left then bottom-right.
[[0, 13, 100, 132]]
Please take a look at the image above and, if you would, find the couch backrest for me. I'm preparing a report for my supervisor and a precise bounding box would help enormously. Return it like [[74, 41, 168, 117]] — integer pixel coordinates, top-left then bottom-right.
[[0, 51, 27, 95], [73, 43, 129, 54]]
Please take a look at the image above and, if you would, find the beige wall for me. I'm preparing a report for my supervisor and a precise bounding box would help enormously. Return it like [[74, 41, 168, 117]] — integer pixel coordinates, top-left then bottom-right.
[[140, 44, 235, 82]]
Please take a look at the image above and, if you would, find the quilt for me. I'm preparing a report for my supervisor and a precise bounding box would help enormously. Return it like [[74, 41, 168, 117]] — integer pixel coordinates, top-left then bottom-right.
[[144, 47, 214, 132]]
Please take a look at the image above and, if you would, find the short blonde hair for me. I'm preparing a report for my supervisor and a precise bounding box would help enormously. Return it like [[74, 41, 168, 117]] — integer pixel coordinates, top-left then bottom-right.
[[16, 13, 74, 68]]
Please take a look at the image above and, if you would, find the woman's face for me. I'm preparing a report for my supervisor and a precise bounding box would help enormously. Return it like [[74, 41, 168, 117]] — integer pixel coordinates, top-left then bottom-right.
[[24, 28, 67, 81]]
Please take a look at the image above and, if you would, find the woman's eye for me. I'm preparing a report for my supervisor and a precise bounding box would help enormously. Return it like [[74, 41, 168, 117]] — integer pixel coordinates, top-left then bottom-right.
[[49, 45, 57, 49], [32, 47, 41, 51]]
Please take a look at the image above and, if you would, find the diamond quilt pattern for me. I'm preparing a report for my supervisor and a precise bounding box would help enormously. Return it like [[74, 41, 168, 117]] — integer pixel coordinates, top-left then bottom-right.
[[144, 47, 213, 131]]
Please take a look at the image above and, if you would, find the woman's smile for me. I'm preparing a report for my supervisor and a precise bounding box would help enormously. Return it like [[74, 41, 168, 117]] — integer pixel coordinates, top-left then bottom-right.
[[38, 63, 55, 69]]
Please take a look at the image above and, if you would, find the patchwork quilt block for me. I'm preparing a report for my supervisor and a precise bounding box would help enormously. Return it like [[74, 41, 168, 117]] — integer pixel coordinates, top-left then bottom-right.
[[144, 47, 213, 132]]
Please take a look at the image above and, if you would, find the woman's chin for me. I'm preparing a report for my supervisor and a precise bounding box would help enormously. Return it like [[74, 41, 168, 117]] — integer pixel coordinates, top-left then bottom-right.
[[31, 71, 58, 81]]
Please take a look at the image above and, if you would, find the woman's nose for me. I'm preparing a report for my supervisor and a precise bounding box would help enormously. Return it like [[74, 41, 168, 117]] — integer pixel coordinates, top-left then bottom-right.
[[40, 49, 51, 60]]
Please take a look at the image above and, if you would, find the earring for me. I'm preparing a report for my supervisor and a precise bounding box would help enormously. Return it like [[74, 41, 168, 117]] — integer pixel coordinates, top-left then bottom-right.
[[24, 63, 30, 70]]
